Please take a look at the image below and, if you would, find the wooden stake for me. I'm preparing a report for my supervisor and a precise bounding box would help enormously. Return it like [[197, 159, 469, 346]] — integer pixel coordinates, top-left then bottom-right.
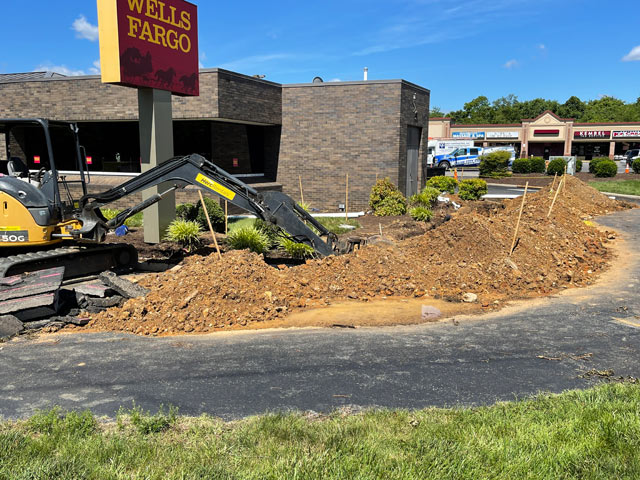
[[224, 200, 228, 235], [550, 173, 557, 192], [298, 175, 304, 204], [198, 190, 222, 260], [547, 176, 564, 218], [509, 182, 529, 256], [345, 173, 349, 221], [461, 168, 464, 180], [379, 223, 383, 236]]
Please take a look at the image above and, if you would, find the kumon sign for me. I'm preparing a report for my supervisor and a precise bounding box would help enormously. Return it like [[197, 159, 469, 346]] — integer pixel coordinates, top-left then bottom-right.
[[97, 0, 199, 96]]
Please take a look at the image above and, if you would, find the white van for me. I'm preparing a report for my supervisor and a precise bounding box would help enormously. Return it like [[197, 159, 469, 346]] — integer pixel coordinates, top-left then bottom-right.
[[427, 140, 474, 166]]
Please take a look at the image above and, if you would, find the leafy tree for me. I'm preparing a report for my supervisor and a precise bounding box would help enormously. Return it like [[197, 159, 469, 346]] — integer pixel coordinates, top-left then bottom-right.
[[430, 106, 446, 117]]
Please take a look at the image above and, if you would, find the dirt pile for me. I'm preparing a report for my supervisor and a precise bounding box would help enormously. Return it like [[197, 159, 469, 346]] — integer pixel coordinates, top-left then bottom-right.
[[89, 177, 629, 335]]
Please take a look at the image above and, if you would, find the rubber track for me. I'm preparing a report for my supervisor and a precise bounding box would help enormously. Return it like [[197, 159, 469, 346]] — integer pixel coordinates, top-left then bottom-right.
[[0, 244, 138, 279]]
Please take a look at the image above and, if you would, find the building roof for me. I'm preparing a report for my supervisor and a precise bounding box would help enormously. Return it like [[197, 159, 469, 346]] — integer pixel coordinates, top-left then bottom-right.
[[0, 71, 67, 83]]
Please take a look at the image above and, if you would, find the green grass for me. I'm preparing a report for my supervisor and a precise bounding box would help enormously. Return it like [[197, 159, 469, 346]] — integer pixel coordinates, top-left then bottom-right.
[[589, 180, 640, 196], [100, 208, 144, 228], [1, 383, 640, 479]]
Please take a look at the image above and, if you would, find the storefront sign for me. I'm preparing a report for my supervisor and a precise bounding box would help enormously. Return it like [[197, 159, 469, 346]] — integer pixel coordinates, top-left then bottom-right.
[[574, 130, 610, 139], [97, 0, 199, 96], [452, 131, 485, 139], [486, 131, 519, 139], [534, 129, 559, 136], [612, 130, 640, 139]]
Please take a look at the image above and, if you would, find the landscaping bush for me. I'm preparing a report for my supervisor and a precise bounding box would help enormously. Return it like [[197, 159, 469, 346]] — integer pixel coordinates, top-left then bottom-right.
[[196, 197, 225, 232], [410, 186, 441, 207], [479, 151, 511, 177], [633, 158, 640, 174], [589, 157, 608, 174], [593, 159, 618, 178], [279, 237, 315, 259], [374, 191, 407, 216], [176, 203, 197, 221], [226, 226, 271, 254], [575, 159, 583, 173], [511, 158, 531, 174], [100, 208, 143, 228], [425, 176, 458, 194], [165, 219, 202, 251], [253, 218, 280, 245], [369, 178, 407, 216], [529, 157, 546, 173], [458, 179, 488, 201], [546, 158, 566, 176], [409, 206, 433, 222]]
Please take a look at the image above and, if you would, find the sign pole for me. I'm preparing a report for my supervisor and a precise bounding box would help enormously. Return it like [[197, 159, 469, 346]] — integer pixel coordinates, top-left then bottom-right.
[[138, 88, 176, 243]]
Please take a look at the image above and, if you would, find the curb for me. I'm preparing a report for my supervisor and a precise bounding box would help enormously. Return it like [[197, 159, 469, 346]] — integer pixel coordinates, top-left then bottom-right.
[[600, 192, 640, 200]]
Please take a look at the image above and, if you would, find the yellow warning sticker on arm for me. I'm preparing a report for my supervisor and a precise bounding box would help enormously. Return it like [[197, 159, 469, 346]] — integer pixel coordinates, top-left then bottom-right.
[[195, 174, 236, 201]]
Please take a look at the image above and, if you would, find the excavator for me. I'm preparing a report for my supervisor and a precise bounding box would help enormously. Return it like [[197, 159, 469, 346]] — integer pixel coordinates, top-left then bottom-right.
[[0, 118, 340, 279]]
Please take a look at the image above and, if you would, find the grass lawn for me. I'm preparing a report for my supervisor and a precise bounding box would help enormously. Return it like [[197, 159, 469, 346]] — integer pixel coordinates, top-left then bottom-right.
[[1, 383, 640, 479], [589, 180, 640, 196]]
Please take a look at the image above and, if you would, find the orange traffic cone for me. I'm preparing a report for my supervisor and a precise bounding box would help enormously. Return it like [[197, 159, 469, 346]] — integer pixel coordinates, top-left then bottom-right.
[[454, 168, 458, 181], [626, 163, 630, 174]]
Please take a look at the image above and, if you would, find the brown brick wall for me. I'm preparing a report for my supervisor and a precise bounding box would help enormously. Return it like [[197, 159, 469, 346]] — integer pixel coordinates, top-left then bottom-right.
[[0, 69, 279, 124], [278, 81, 429, 211]]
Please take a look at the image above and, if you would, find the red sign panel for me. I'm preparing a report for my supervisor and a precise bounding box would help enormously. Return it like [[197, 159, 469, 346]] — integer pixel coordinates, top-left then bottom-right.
[[574, 130, 610, 139], [534, 129, 559, 135], [98, 0, 199, 96], [613, 130, 640, 139]]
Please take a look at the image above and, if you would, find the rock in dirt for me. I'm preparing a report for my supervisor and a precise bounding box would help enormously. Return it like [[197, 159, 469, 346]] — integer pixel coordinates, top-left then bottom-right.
[[74, 283, 111, 298], [462, 293, 478, 303], [99, 271, 149, 299], [0, 315, 24, 340], [421, 306, 441, 321]]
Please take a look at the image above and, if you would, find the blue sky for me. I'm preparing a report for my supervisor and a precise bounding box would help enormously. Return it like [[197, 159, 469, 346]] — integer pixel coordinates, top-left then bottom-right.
[[1, 0, 639, 111]]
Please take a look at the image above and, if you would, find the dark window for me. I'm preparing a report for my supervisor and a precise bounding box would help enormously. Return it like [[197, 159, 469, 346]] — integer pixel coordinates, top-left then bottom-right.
[[470, 148, 479, 155]]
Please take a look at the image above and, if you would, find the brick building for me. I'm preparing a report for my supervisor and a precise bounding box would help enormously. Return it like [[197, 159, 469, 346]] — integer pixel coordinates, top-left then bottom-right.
[[0, 69, 430, 211]]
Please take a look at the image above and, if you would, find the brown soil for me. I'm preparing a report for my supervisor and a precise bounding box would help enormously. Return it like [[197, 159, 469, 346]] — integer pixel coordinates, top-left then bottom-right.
[[488, 172, 640, 188], [85, 177, 630, 336]]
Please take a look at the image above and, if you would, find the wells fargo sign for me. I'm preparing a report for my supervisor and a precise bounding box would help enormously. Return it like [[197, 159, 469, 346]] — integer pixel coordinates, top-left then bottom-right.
[[97, 0, 199, 96]]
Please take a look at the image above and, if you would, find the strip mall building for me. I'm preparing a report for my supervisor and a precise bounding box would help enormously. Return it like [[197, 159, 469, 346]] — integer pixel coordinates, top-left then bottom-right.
[[0, 70, 430, 211], [429, 111, 640, 160]]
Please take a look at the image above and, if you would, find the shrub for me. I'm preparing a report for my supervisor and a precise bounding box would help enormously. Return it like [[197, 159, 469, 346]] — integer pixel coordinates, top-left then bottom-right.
[[426, 176, 458, 194], [253, 218, 280, 245], [511, 158, 531, 174], [119, 404, 178, 435], [196, 196, 225, 232], [410, 186, 441, 207], [176, 203, 197, 221], [227, 226, 271, 254], [594, 159, 618, 178], [458, 179, 488, 201], [279, 237, 315, 259], [529, 157, 546, 173], [589, 157, 608, 174], [479, 151, 511, 176], [374, 191, 407, 216], [546, 158, 567, 176], [409, 206, 433, 222], [165, 219, 202, 251], [297, 201, 311, 212], [633, 158, 640, 174], [575, 159, 583, 173], [369, 178, 407, 216]]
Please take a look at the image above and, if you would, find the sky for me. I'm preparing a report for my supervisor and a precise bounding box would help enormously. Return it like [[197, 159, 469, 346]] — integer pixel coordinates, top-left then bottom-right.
[[1, 0, 639, 112]]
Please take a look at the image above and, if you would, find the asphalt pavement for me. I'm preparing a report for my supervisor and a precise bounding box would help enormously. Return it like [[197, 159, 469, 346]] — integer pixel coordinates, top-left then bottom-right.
[[1, 209, 640, 420]]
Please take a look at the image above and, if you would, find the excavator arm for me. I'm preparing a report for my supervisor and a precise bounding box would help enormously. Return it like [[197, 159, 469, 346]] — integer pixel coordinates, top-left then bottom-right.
[[73, 154, 338, 256]]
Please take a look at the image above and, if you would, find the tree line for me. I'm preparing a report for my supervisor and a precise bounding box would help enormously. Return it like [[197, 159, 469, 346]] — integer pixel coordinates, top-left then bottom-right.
[[431, 95, 640, 124]]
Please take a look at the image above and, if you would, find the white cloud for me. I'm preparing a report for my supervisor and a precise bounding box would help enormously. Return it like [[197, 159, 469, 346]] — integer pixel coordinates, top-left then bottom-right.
[[329, 78, 342, 82], [89, 60, 101, 75], [34, 64, 87, 76], [72, 15, 99, 42], [218, 53, 292, 71], [503, 59, 519, 69], [622, 45, 640, 62], [538, 43, 546, 50]]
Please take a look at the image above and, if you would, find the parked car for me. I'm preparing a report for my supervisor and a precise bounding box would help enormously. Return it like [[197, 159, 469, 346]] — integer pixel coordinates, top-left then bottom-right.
[[625, 149, 640, 165]]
